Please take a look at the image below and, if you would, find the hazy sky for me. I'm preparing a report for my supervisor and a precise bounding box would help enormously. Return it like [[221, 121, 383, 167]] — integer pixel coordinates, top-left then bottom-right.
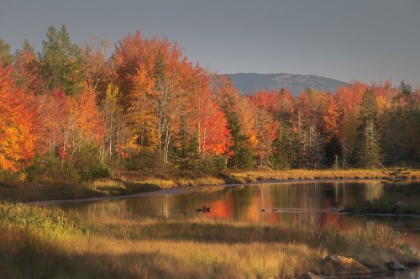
[[1, 0, 419, 87]]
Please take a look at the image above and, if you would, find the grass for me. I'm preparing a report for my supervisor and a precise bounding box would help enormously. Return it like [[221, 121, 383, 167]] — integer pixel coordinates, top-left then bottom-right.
[[228, 169, 420, 183], [0, 202, 417, 279]]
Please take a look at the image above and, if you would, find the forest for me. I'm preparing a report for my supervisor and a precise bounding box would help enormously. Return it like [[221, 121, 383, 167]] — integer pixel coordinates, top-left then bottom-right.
[[0, 24, 419, 184]]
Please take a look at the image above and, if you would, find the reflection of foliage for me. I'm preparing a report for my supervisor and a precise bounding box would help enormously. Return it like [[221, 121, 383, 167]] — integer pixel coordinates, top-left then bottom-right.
[[344, 182, 420, 214], [383, 182, 420, 196]]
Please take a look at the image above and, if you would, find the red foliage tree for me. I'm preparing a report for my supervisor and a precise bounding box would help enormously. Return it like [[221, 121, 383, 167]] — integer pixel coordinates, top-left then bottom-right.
[[0, 66, 38, 171]]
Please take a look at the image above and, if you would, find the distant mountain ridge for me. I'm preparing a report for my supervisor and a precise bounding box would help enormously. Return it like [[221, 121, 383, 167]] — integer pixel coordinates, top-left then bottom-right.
[[224, 73, 349, 97]]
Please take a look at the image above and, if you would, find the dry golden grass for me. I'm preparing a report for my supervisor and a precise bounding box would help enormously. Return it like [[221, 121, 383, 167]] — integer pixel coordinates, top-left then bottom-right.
[[0, 202, 416, 279], [93, 169, 420, 194], [63, 236, 325, 279], [229, 169, 420, 183]]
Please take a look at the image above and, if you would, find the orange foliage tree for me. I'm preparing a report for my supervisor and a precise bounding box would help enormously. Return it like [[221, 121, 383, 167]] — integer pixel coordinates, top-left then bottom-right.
[[115, 31, 216, 163], [36, 87, 104, 165], [0, 66, 38, 171], [191, 69, 231, 158]]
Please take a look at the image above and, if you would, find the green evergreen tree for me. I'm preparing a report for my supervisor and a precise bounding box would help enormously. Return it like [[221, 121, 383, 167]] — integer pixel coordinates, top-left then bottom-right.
[[355, 89, 383, 169], [383, 81, 420, 166], [324, 134, 342, 168], [39, 24, 85, 95], [226, 111, 254, 170], [0, 37, 14, 67], [270, 121, 293, 169], [219, 94, 254, 170]]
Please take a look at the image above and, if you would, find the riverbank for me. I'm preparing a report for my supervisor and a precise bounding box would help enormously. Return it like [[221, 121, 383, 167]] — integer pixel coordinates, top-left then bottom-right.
[[1, 172, 420, 278], [2, 169, 420, 203], [0, 202, 418, 279]]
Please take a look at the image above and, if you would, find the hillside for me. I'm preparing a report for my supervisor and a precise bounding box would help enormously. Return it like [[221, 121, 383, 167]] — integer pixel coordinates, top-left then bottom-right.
[[225, 73, 349, 97]]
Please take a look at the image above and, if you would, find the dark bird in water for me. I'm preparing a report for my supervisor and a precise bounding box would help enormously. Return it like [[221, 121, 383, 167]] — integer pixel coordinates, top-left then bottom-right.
[[196, 206, 210, 213], [261, 209, 266, 212], [272, 209, 278, 212]]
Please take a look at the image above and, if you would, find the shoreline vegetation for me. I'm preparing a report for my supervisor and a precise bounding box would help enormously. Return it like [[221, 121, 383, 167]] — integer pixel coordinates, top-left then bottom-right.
[[1, 169, 420, 278], [1, 169, 420, 203]]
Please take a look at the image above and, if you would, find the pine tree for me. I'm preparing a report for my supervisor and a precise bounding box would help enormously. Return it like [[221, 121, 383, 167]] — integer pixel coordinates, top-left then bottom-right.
[[219, 93, 254, 170], [355, 89, 383, 169], [39, 25, 85, 95], [270, 121, 293, 169], [0, 37, 14, 67]]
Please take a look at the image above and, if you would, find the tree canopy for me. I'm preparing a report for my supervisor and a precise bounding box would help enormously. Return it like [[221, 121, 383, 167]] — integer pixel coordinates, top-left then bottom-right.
[[0, 26, 419, 180]]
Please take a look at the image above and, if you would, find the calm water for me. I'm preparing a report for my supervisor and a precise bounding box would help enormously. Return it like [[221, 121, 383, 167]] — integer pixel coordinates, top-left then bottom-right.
[[59, 180, 420, 276]]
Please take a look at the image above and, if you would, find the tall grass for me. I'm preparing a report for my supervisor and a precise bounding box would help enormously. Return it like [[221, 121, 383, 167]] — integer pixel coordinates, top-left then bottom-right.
[[0, 202, 415, 278], [228, 169, 420, 183]]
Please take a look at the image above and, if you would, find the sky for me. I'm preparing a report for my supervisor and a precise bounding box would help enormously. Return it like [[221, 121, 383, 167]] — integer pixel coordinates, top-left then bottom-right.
[[1, 0, 419, 87]]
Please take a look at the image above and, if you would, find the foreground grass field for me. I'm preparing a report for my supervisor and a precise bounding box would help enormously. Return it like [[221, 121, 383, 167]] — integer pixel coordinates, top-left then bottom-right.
[[0, 202, 417, 279]]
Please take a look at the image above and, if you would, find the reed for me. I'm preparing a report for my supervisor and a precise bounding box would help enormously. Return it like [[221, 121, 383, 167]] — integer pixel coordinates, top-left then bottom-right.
[[228, 169, 420, 182]]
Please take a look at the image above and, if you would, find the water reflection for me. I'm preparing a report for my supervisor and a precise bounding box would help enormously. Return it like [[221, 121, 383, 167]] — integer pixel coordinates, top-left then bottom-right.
[[60, 181, 385, 223], [60, 181, 420, 250]]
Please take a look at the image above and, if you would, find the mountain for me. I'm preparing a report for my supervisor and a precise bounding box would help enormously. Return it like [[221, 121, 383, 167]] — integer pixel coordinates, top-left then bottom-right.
[[224, 73, 349, 97]]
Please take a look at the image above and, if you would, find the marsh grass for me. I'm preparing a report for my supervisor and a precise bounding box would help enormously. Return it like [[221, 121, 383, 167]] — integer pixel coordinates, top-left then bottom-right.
[[93, 179, 162, 195], [0, 202, 415, 279], [228, 169, 420, 183]]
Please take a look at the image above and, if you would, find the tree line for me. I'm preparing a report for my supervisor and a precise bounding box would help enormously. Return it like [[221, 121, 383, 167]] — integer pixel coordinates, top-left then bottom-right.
[[0, 25, 419, 183]]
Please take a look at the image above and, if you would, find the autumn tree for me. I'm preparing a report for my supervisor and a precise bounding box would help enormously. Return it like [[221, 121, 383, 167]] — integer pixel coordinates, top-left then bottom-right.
[[113, 30, 147, 109], [13, 39, 39, 93], [292, 89, 326, 169], [99, 83, 126, 162], [80, 36, 114, 93], [0, 66, 38, 171], [250, 91, 279, 167], [115, 32, 197, 163], [191, 69, 231, 160], [150, 45, 193, 163]]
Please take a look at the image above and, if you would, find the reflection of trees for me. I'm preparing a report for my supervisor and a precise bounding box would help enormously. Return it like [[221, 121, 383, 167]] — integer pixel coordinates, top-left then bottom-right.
[[364, 181, 384, 201], [60, 181, 385, 226]]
